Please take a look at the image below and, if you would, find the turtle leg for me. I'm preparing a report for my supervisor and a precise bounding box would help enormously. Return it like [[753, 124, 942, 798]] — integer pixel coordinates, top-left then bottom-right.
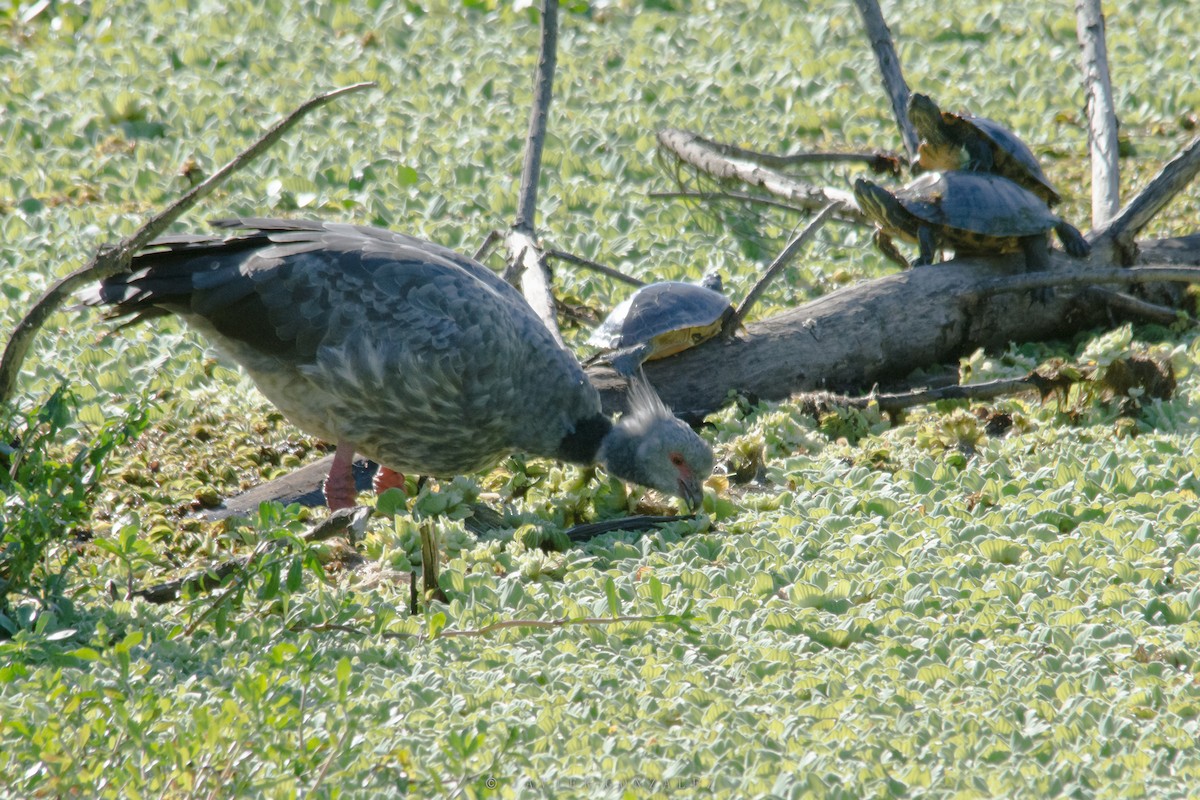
[[1055, 221, 1091, 258], [610, 343, 652, 378], [323, 440, 359, 510], [1020, 232, 1051, 272], [915, 225, 939, 266], [964, 137, 994, 172], [1019, 233, 1052, 303], [874, 231, 910, 269]]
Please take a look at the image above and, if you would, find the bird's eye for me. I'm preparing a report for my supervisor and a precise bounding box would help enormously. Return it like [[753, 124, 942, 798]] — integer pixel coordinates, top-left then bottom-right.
[[670, 453, 685, 467]]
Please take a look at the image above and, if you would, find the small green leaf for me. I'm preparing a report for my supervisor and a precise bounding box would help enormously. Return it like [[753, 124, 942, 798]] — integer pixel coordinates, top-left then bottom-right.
[[396, 165, 419, 186], [648, 576, 665, 611], [604, 577, 620, 618], [285, 557, 303, 592], [336, 656, 352, 702], [376, 487, 408, 517], [114, 631, 144, 654]]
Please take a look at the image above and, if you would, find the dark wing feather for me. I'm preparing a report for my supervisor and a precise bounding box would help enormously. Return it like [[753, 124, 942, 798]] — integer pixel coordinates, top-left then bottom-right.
[[88, 218, 601, 473]]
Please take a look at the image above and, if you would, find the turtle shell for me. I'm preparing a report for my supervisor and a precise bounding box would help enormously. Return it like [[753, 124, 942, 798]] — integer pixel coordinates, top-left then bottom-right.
[[909, 93, 1062, 207], [953, 115, 1061, 206], [588, 280, 733, 358], [892, 171, 1061, 241]]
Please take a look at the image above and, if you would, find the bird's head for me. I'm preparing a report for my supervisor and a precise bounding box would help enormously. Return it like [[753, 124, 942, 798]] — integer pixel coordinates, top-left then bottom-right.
[[598, 373, 713, 512]]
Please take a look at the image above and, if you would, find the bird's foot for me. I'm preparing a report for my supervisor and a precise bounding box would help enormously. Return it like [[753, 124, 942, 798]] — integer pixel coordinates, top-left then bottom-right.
[[373, 466, 407, 496], [323, 472, 358, 510]]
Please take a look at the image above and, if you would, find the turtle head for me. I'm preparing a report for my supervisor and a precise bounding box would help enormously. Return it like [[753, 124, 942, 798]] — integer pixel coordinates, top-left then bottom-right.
[[598, 372, 712, 512], [853, 178, 903, 227], [908, 93, 966, 172], [906, 93, 945, 138], [699, 270, 724, 292]]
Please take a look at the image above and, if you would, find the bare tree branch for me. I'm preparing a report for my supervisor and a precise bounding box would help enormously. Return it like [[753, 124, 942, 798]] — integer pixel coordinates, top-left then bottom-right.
[[0, 82, 377, 405], [586, 238, 1200, 419], [545, 248, 645, 287], [648, 189, 821, 217], [668, 136, 901, 175], [726, 202, 840, 333], [1095, 135, 1200, 260], [801, 376, 1045, 415], [852, 0, 918, 159], [513, 1, 557, 234], [1084, 287, 1192, 327], [656, 128, 861, 218], [506, 0, 563, 344], [1075, 0, 1121, 227]]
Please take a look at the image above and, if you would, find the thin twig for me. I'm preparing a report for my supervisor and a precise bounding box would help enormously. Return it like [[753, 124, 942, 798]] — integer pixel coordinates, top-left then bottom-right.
[[180, 549, 289, 636], [409, 569, 418, 616], [439, 613, 692, 637], [297, 612, 697, 642], [0, 82, 377, 405], [798, 376, 1045, 415], [726, 202, 840, 334], [309, 721, 354, 797], [852, 0, 918, 159], [545, 248, 645, 287], [133, 506, 372, 606], [1075, 0, 1121, 227], [472, 229, 502, 263], [565, 514, 694, 542], [649, 189, 831, 218], [1085, 287, 1194, 327]]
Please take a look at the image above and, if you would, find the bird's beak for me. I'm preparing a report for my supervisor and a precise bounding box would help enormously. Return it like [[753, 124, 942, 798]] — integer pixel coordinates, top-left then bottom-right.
[[679, 476, 703, 513]]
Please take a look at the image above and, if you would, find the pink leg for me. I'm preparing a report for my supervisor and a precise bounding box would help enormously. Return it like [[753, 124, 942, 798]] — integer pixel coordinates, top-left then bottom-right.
[[373, 465, 406, 495], [323, 441, 358, 510]]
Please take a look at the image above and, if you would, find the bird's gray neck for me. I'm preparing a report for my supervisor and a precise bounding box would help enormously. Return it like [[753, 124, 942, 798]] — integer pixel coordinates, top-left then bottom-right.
[[556, 413, 613, 466], [592, 422, 646, 487]]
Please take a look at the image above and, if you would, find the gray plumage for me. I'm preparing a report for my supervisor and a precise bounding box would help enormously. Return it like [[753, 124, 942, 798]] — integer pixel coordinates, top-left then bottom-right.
[[85, 218, 712, 509]]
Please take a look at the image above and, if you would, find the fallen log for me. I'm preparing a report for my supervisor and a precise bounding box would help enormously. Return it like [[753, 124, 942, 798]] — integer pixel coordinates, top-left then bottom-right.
[[589, 240, 1200, 419]]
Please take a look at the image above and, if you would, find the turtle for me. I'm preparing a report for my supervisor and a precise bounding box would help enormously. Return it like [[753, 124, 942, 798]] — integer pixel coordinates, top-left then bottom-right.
[[587, 272, 735, 377], [853, 171, 1090, 271], [85, 218, 713, 511], [907, 92, 1062, 204], [907, 93, 1091, 258]]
